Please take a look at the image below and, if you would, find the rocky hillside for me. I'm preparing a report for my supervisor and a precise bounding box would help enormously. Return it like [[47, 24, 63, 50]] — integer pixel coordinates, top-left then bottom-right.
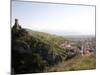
[[11, 19, 95, 74], [11, 23, 70, 74]]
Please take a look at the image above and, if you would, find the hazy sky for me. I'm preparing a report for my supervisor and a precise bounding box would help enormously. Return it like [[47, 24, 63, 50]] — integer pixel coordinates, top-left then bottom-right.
[[12, 1, 95, 35]]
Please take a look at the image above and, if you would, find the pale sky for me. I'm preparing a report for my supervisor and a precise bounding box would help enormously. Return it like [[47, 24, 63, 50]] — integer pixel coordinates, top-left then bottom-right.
[[12, 1, 95, 36]]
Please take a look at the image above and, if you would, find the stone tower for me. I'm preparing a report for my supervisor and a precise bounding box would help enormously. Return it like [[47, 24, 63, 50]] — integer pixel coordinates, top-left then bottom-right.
[[13, 19, 21, 30]]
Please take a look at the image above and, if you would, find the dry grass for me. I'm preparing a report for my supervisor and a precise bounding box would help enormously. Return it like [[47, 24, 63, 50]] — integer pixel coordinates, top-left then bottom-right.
[[48, 54, 96, 72]]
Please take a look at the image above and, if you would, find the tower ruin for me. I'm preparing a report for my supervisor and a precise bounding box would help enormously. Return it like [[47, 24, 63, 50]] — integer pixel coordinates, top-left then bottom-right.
[[13, 19, 21, 30]]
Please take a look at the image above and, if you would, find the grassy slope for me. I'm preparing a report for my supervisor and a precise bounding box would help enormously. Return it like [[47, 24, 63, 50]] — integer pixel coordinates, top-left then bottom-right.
[[24, 29, 96, 72], [48, 54, 96, 72], [12, 28, 69, 73], [27, 29, 66, 45], [26, 29, 67, 58], [13, 28, 96, 72]]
